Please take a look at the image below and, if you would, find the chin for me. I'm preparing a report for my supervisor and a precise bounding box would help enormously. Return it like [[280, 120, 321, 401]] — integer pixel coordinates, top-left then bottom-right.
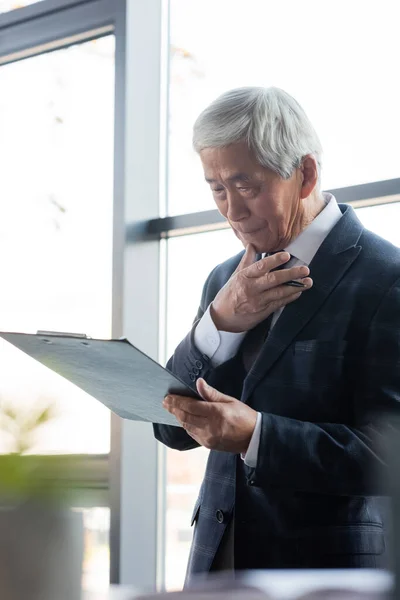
[[243, 234, 273, 254], [254, 244, 270, 255], [234, 227, 274, 253]]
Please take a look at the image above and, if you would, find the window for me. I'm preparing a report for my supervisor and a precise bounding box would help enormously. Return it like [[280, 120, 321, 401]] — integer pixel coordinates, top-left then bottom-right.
[[164, 229, 241, 589], [168, 0, 400, 215], [0, 29, 115, 594], [356, 202, 400, 247], [166, 230, 242, 357], [80, 507, 110, 593], [0, 36, 115, 454], [0, 0, 42, 12], [165, 0, 399, 587], [165, 448, 207, 591]]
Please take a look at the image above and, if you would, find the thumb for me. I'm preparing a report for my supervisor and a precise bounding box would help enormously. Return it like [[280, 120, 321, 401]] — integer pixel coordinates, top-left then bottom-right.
[[233, 244, 257, 274], [196, 378, 229, 403]]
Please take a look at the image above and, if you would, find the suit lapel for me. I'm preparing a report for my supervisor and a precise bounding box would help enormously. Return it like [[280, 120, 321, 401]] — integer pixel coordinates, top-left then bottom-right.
[[242, 204, 363, 402]]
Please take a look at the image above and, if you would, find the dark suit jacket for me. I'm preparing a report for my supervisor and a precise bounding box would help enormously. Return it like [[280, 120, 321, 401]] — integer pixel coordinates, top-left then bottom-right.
[[154, 204, 400, 580]]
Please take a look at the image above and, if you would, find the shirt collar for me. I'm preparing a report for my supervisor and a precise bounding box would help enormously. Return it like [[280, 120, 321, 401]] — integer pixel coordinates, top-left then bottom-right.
[[284, 192, 342, 265]]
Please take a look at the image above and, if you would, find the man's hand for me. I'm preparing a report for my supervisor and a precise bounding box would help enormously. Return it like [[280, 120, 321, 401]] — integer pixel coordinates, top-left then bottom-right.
[[163, 378, 258, 454], [211, 244, 313, 333]]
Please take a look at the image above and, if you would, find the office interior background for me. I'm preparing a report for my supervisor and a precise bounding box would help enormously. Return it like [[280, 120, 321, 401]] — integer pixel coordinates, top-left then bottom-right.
[[0, 0, 399, 594]]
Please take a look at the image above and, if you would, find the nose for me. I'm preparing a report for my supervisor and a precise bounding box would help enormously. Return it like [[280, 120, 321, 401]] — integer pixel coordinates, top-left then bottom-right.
[[225, 189, 249, 222]]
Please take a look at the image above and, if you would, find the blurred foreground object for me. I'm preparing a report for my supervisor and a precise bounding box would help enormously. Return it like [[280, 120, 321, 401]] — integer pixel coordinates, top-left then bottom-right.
[[83, 587, 141, 600], [0, 401, 83, 600], [0, 504, 83, 600], [136, 570, 393, 600]]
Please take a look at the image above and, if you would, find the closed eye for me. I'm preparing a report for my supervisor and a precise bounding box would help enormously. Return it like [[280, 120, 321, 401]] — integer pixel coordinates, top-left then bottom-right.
[[238, 187, 256, 194]]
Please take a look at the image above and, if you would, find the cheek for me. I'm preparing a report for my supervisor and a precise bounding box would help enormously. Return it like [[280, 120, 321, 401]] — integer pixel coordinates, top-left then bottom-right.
[[253, 194, 293, 241], [214, 198, 227, 217], [232, 229, 244, 244], [253, 192, 282, 221]]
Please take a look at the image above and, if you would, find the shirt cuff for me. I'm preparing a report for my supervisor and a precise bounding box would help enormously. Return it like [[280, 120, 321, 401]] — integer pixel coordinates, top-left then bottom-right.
[[194, 304, 246, 368], [242, 412, 262, 467]]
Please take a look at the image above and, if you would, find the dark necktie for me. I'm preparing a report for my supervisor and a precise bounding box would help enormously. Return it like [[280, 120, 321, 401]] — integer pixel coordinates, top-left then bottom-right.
[[241, 252, 294, 371], [267, 251, 295, 270]]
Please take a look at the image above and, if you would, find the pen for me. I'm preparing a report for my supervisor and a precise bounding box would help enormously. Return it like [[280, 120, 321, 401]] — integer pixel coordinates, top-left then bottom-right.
[[284, 280, 306, 288]]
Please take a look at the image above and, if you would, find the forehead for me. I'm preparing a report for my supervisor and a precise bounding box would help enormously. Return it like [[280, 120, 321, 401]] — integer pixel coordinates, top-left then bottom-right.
[[200, 142, 263, 181]]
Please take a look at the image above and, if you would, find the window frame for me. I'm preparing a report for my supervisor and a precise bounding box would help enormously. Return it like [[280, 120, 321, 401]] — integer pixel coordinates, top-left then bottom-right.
[[132, 177, 400, 241], [0, 0, 168, 591], [0, 0, 129, 588]]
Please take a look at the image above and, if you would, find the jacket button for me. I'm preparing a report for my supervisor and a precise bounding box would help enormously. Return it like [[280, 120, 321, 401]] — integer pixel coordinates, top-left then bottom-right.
[[195, 360, 203, 369], [216, 509, 224, 523], [189, 373, 196, 382], [192, 368, 200, 376]]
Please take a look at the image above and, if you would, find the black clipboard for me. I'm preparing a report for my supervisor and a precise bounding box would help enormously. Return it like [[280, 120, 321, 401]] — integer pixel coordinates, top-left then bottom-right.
[[0, 331, 200, 427]]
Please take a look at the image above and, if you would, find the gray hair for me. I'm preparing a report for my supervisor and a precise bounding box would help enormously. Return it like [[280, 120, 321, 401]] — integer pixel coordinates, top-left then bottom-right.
[[193, 87, 323, 181]]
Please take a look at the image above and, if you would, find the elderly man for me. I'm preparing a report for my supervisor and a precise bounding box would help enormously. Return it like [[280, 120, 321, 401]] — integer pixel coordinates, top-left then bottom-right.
[[154, 87, 400, 579]]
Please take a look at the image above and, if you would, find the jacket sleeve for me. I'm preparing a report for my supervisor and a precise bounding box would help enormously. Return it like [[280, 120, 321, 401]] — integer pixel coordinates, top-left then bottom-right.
[[245, 277, 400, 496]]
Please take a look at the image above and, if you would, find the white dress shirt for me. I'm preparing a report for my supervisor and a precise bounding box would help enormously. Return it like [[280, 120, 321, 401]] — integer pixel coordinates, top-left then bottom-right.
[[194, 193, 342, 466]]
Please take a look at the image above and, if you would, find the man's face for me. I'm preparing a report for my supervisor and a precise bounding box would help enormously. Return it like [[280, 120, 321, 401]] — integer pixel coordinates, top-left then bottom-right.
[[200, 141, 307, 254]]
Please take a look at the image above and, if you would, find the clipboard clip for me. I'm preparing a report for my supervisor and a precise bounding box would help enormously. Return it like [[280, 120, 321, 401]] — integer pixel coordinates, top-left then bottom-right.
[[36, 330, 91, 339]]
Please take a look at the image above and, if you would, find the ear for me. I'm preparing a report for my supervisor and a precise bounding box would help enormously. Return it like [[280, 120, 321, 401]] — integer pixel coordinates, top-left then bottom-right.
[[299, 155, 319, 199]]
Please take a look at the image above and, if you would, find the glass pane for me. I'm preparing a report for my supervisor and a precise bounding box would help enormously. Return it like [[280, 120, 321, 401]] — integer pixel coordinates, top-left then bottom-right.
[[168, 0, 400, 215], [0, 36, 115, 454], [78, 507, 110, 594], [0, 0, 42, 12], [356, 202, 400, 247], [165, 229, 242, 590], [165, 446, 208, 591], [166, 230, 242, 357]]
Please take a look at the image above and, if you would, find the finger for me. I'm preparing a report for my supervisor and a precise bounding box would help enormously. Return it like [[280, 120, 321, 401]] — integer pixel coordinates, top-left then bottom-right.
[[196, 378, 233, 403], [164, 395, 213, 417], [169, 407, 207, 429], [244, 251, 291, 279], [196, 377, 208, 400], [258, 267, 312, 291], [233, 244, 257, 274]]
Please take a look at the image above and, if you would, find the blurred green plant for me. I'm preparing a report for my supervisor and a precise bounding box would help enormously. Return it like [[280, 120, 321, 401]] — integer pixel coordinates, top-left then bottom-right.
[[0, 402, 56, 454], [0, 401, 74, 505]]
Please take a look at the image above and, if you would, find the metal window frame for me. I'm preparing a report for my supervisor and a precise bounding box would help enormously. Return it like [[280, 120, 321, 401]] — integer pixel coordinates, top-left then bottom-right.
[[0, 0, 118, 64], [127, 177, 400, 242], [0, 0, 134, 589], [109, 0, 166, 591], [0, 0, 98, 24]]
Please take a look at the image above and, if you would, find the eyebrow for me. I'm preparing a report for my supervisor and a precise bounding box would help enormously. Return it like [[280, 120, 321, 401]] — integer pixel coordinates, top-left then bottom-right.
[[205, 173, 252, 184]]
